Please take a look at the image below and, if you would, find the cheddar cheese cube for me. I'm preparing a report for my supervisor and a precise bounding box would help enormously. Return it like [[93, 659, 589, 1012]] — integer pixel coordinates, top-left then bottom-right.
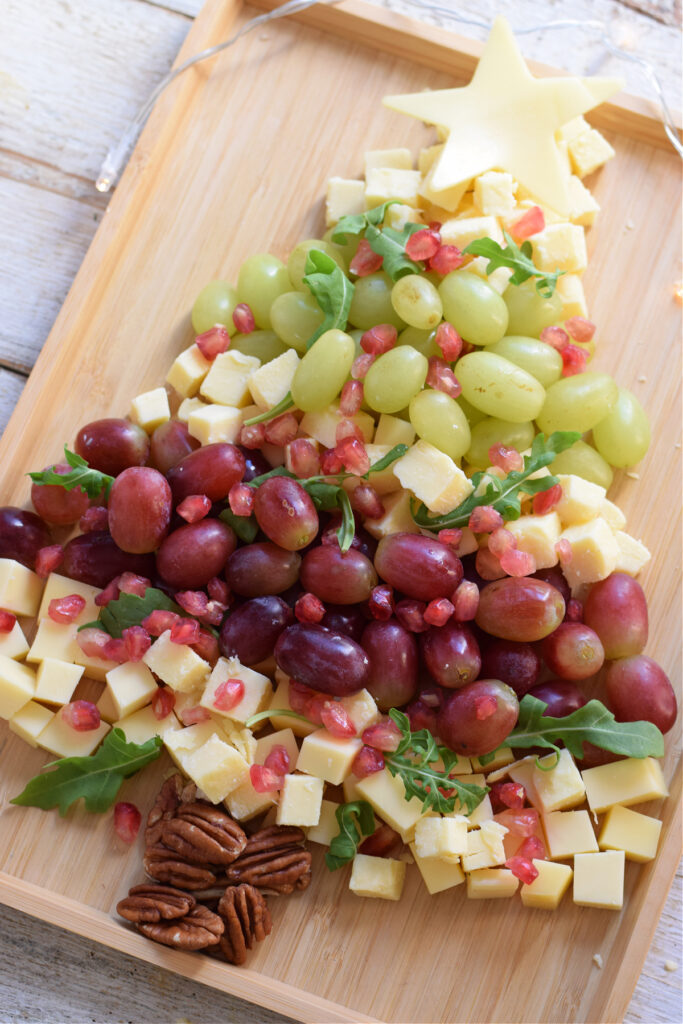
[[114, 703, 180, 746], [200, 351, 261, 407], [177, 397, 207, 422], [598, 805, 662, 862], [276, 773, 323, 827], [188, 404, 244, 445], [225, 777, 276, 822], [166, 344, 212, 398], [542, 810, 599, 860], [356, 767, 427, 842], [0, 559, 43, 617], [143, 631, 209, 692], [339, 689, 380, 733], [531, 748, 586, 814], [38, 707, 110, 758], [365, 168, 421, 208], [573, 850, 624, 909], [34, 658, 84, 705], [105, 661, 158, 719], [471, 748, 513, 773], [567, 175, 600, 227], [343, 445, 401, 498], [296, 728, 362, 786], [530, 223, 587, 274], [164, 720, 219, 769], [0, 655, 37, 718], [384, 203, 422, 231], [253, 728, 300, 773], [555, 474, 607, 525], [267, 676, 318, 737], [418, 144, 442, 176], [505, 513, 561, 570], [419, 168, 471, 214], [393, 440, 474, 515], [363, 489, 420, 540], [582, 757, 668, 814], [520, 859, 573, 909], [410, 843, 465, 895], [306, 799, 341, 846], [466, 793, 494, 829], [466, 868, 518, 899], [200, 657, 272, 724], [474, 171, 517, 216], [414, 816, 468, 861], [325, 178, 365, 226], [299, 401, 374, 449], [556, 273, 588, 319], [374, 414, 416, 448], [461, 820, 508, 871], [613, 531, 651, 576], [0, 619, 29, 660], [567, 128, 615, 178], [185, 733, 249, 803], [440, 215, 503, 249], [349, 853, 406, 900], [9, 700, 54, 747], [560, 518, 620, 589], [342, 774, 364, 805], [248, 349, 300, 410], [38, 573, 100, 624], [130, 387, 170, 433], [364, 148, 413, 174], [601, 499, 627, 532]]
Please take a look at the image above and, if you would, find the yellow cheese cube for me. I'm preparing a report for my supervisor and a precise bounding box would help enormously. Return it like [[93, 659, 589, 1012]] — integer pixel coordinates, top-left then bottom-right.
[[200, 350, 261, 407], [466, 868, 518, 899], [356, 767, 427, 842], [504, 757, 540, 806], [567, 175, 600, 227], [542, 810, 599, 859], [363, 489, 420, 540], [225, 777, 276, 822], [217, 716, 257, 763], [465, 257, 513, 295], [343, 774, 364, 805], [410, 842, 465, 894], [471, 748, 513, 773], [556, 273, 588, 319], [418, 144, 442, 176], [349, 853, 406, 900], [339, 689, 379, 733], [9, 700, 54, 747], [466, 793, 494, 829], [393, 440, 474, 515], [114, 703, 180, 745], [267, 676, 318, 737], [582, 757, 668, 814], [419, 169, 471, 214], [201, 657, 272, 724], [440, 215, 503, 249], [365, 168, 421, 208], [325, 178, 365, 226], [613, 531, 651, 576], [531, 748, 586, 814], [0, 655, 37, 718], [38, 573, 100, 624], [177, 397, 207, 422], [296, 728, 362, 785], [248, 349, 300, 410], [29, 619, 117, 682], [97, 684, 118, 723], [299, 401, 374, 449], [164, 720, 218, 769], [573, 850, 624, 909], [601, 499, 627, 532], [306, 799, 341, 846], [185, 733, 249, 803], [105, 661, 158, 718], [520, 859, 573, 909], [188, 404, 244, 445], [71, 643, 119, 683], [567, 128, 615, 178], [560, 518, 620, 589], [276, 773, 323, 826], [130, 387, 170, 433], [474, 172, 517, 217], [557, 115, 590, 144], [415, 816, 468, 860], [0, 559, 43, 617], [143, 630, 209, 692], [35, 658, 84, 705], [374, 414, 416, 447], [441, 753, 472, 776], [343, 445, 401, 498], [598, 805, 662, 862], [365, 148, 413, 174], [253, 728, 300, 772], [530, 223, 587, 274], [0, 619, 29, 660], [166, 345, 212, 398], [38, 707, 110, 757], [384, 203, 422, 231], [556, 474, 607, 525], [461, 820, 508, 871], [505, 513, 561, 570]]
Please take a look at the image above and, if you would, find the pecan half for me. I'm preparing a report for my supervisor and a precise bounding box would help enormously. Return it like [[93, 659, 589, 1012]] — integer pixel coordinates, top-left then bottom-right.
[[217, 884, 272, 965], [117, 884, 195, 923], [144, 842, 217, 890], [145, 773, 184, 846], [225, 825, 311, 894], [137, 904, 224, 951], [161, 802, 247, 866]]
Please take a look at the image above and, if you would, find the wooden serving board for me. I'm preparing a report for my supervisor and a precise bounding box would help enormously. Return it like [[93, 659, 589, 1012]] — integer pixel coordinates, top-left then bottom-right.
[[0, 1, 680, 1021]]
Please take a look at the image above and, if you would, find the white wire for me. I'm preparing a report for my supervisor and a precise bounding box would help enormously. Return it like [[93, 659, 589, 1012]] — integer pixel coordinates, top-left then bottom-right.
[[95, 0, 682, 192]]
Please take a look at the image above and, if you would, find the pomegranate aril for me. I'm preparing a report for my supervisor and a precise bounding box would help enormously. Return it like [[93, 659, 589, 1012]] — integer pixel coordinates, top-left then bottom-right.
[[114, 802, 142, 844], [438, 528, 463, 548], [104, 637, 128, 663], [502, 808, 539, 838], [426, 357, 461, 398], [295, 592, 325, 623], [195, 325, 230, 360], [368, 584, 394, 621], [361, 719, 401, 752], [335, 418, 364, 444], [203, 600, 227, 626], [566, 598, 583, 622], [35, 544, 63, 578], [435, 322, 463, 362], [395, 598, 428, 633], [0, 610, 17, 633], [532, 482, 562, 516], [469, 505, 504, 533], [77, 627, 111, 659], [340, 380, 364, 416], [423, 598, 454, 627], [488, 528, 516, 559], [351, 744, 385, 778], [564, 316, 596, 343], [152, 686, 176, 719], [48, 594, 86, 624], [352, 484, 384, 520], [79, 506, 109, 533], [351, 353, 375, 380], [289, 680, 326, 724], [405, 228, 441, 262], [228, 482, 255, 517], [452, 580, 479, 622], [561, 344, 588, 377], [350, 238, 383, 277], [250, 763, 283, 793], [142, 610, 180, 635], [213, 677, 245, 712], [95, 577, 121, 607], [233, 303, 256, 334], [264, 744, 290, 776], [320, 701, 356, 738], [495, 781, 526, 810], [117, 572, 150, 597], [122, 625, 151, 662], [320, 448, 343, 475], [555, 538, 572, 564], [499, 546, 536, 577], [175, 590, 209, 617], [489, 443, 524, 473], [429, 244, 463, 275], [191, 629, 220, 664], [360, 324, 397, 355], [505, 855, 539, 885], [475, 546, 506, 581], [336, 437, 370, 476], [179, 704, 212, 725], [208, 576, 230, 604], [62, 700, 101, 732], [170, 618, 201, 645], [240, 423, 266, 449], [519, 835, 547, 860], [288, 438, 320, 478], [177, 494, 212, 523], [540, 325, 569, 352], [509, 205, 545, 241], [265, 413, 299, 447]]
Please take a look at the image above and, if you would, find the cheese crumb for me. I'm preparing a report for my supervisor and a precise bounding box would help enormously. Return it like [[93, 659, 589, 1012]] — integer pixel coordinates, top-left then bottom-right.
[[663, 960, 678, 972], [592, 953, 604, 969]]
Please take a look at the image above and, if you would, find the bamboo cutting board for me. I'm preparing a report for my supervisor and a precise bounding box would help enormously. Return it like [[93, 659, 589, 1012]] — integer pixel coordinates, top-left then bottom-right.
[[0, 1, 680, 1021]]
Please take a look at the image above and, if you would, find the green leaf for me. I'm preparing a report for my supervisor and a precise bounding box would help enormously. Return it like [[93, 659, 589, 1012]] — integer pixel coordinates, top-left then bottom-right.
[[219, 507, 259, 544], [11, 730, 163, 816], [305, 480, 343, 511], [412, 431, 580, 530], [28, 447, 115, 500], [336, 488, 356, 554], [303, 249, 354, 349], [330, 201, 399, 244], [364, 221, 424, 281], [95, 588, 181, 638], [325, 800, 376, 871], [243, 393, 295, 426], [245, 708, 312, 729], [244, 466, 295, 489], [364, 443, 408, 477], [463, 231, 565, 298]]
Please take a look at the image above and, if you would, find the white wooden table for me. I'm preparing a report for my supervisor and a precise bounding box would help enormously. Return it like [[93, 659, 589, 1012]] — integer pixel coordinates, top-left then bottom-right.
[[0, 0, 680, 1020]]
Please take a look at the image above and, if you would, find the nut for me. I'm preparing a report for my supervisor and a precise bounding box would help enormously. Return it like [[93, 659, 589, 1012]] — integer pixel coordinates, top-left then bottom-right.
[[217, 884, 272, 965], [117, 884, 195, 923], [226, 825, 312, 894], [144, 842, 218, 891], [137, 904, 224, 951], [145, 773, 183, 846], [161, 802, 247, 866]]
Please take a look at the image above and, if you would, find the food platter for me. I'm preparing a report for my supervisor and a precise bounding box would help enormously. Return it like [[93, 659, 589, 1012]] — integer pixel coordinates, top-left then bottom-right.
[[0, 1, 680, 1021]]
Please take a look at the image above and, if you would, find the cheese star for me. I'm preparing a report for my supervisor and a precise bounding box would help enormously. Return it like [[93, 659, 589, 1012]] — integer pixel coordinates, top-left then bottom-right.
[[384, 17, 622, 215]]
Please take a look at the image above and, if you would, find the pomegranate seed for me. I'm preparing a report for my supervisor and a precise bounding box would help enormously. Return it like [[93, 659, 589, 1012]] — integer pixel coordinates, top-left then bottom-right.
[[499, 808, 539, 837], [429, 244, 464, 275], [499, 547, 536, 577], [264, 744, 290, 776], [564, 316, 596, 344], [62, 700, 101, 732], [518, 835, 547, 860], [362, 719, 402, 752], [426, 356, 462, 398], [488, 527, 516, 559], [533, 482, 563, 515], [203, 600, 227, 626], [423, 598, 455, 627], [395, 598, 429, 633], [288, 438, 320, 477], [566, 598, 584, 622], [170, 618, 201, 645], [561, 344, 588, 377], [475, 547, 506, 581], [368, 584, 394, 621], [239, 422, 266, 449], [250, 763, 283, 793], [350, 238, 383, 276], [208, 577, 230, 604], [0, 610, 16, 633], [195, 326, 230, 360], [351, 744, 385, 778], [265, 412, 298, 447], [214, 677, 245, 712], [351, 484, 384, 520], [320, 448, 343, 475], [489, 443, 524, 473], [469, 505, 504, 533], [177, 494, 211, 523], [438, 528, 463, 548], [79, 506, 109, 533], [113, 802, 142, 844], [359, 823, 402, 858], [48, 594, 86, 624], [179, 704, 212, 726], [360, 324, 397, 355], [191, 628, 220, 664], [233, 303, 256, 334], [152, 687, 176, 720], [123, 625, 151, 662], [321, 701, 356, 738], [142, 609, 180, 635], [228, 482, 255, 517], [104, 637, 128, 663], [495, 781, 526, 810], [118, 572, 150, 597], [509, 205, 545, 241], [340, 380, 364, 416], [505, 855, 539, 885], [452, 580, 479, 622], [540, 325, 569, 352], [175, 590, 209, 617], [95, 577, 121, 607], [295, 592, 325, 623], [35, 544, 63, 578], [288, 679, 316, 719], [555, 538, 572, 564], [435, 322, 463, 362], [76, 627, 111, 659], [335, 418, 364, 444], [351, 352, 375, 380], [405, 228, 441, 262], [336, 437, 370, 476], [475, 694, 497, 720]]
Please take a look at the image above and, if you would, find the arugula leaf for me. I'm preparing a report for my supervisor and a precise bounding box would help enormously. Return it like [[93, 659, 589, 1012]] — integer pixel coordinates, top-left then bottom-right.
[[28, 447, 114, 500], [219, 506, 259, 544], [336, 489, 356, 554], [331, 201, 399, 244], [364, 443, 408, 476], [412, 431, 580, 530], [385, 709, 488, 815], [325, 801, 376, 870], [82, 587, 181, 638], [245, 708, 312, 729], [463, 231, 565, 298], [11, 730, 163, 816], [303, 249, 354, 349], [243, 393, 295, 426], [364, 221, 424, 280]]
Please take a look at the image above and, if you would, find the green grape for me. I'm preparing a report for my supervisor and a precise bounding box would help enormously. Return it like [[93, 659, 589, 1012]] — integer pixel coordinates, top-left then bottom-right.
[[592, 388, 651, 467], [456, 395, 488, 427], [487, 335, 563, 388], [348, 272, 406, 331], [287, 239, 347, 291], [231, 330, 288, 364], [191, 280, 238, 335], [466, 418, 536, 469], [398, 325, 440, 359], [504, 279, 563, 338], [322, 227, 359, 268], [363, 346, 428, 414], [391, 274, 443, 330], [549, 440, 613, 489], [291, 329, 355, 411], [409, 389, 471, 461], [438, 270, 508, 346], [455, 351, 546, 423], [237, 254, 291, 330], [536, 372, 618, 434], [270, 291, 324, 352]]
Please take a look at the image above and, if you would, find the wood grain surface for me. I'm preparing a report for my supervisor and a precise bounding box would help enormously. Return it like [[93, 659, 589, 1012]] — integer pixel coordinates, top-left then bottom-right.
[[0, 0, 681, 1021]]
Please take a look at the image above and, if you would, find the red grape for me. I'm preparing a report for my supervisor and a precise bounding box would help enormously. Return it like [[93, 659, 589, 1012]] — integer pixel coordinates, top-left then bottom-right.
[[476, 577, 565, 642], [108, 467, 172, 553], [479, 638, 541, 698], [31, 464, 90, 525], [374, 532, 463, 601], [321, 604, 367, 643], [420, 622, 481, 689], [167, 443, 245, 504], [583, 573, 648, 659], [149, 419, 199, 474], [527, 681, 588, 717], [62, 531, 154, 588], [253, 477, 319, 551], [156, 519, 236, 588], [238, 446, 271, 481], [226, 542, 301, 597], [75, 418, 149, 475], [0, 506, 51, 569], [438, 679, 519, 756], [532, 565, 571, 606], [605, 655, 677, 733], [361, 619, 419, 710], [541, 622, 604, 680], [219, 596, 294, 666], [274, 623, 370, 697], [300, 545, 378, 604]]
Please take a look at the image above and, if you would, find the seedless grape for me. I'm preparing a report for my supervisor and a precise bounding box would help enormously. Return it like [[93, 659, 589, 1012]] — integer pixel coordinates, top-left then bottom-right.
[[287, 239, 347, 291], [438, 270, 508, 346], [456, 351, 546, 422], [391, 274, 442, 330], [548, 440, 613, 489], [192, 280, 239, 335], [487, 335, 563, 388], [364, 346, 428, 414], [504, 278, 563, 337], [291, 329, 355, 411], [398, 326, 440, 358], [348, 272, 405, 330], [409, 388, 471, 461], [466, 417, 535, 468], [269, 292, 325, 352], [592, 387, 650, 467], [536, 372, 618, 434], [237, 254, 291, 329], [231, 330, 288, 363]]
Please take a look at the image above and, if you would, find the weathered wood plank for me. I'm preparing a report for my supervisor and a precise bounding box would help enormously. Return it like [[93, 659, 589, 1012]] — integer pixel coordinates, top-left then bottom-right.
[[0, 369, 27, 437]]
